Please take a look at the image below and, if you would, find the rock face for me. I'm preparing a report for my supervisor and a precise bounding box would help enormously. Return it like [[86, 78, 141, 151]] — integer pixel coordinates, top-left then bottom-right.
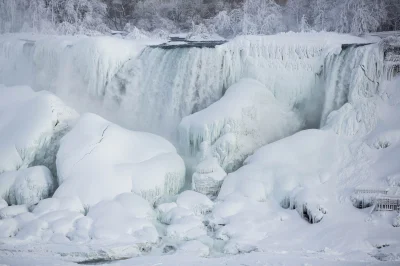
[[0, 166, 56, 206], [55, 113, 186, 206]]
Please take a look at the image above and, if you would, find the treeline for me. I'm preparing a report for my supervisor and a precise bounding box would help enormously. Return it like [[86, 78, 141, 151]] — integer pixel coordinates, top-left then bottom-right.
[[1, 0, 399, 37]]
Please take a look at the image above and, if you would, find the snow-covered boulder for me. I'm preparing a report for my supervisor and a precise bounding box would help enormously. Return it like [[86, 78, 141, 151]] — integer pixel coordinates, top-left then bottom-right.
[[176, 190, 214, 215], [166, 215, 207, 241], [87, 193, 158, 243], [218, 129, 343, 223], [55, 113, 185, 206], [179, 79, 303, 172], [0, 86, 78, 175], [0, 199, 7, 209], [0, 205, 29, 219], [192, 158, 226, 197], [177, 240, 210, 257], [0, 166, 55, 206], [32, 197, 84, 216]]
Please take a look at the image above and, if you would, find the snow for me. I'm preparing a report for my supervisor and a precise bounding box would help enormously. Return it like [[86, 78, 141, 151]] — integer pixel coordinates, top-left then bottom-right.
[[87, 193, 158, 242], [0, 85, 78, 175], [177, 240, 210, 257], [176, 190, 214, 215], [0, 166, 55, 206], [179, 78, 303, 172], [55, 113, 185, 206], [32, 197, 84, 216], [192, 157, 226, 197]]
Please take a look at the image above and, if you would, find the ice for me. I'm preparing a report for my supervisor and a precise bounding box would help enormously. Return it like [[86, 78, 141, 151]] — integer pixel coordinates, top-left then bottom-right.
[[192, 157, 227, 197], [0, 85, 78, 175], [321, 44, 384, 136], [55, 113, 185, 206], [0, 166, 55, 206]]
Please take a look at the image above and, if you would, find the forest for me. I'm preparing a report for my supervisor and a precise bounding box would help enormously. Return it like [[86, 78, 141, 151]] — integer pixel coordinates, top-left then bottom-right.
[[1, 0, 399, 38]]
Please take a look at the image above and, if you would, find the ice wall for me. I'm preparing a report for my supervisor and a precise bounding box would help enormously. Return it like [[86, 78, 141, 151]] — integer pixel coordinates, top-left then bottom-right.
[[0, 33, 373, 140]]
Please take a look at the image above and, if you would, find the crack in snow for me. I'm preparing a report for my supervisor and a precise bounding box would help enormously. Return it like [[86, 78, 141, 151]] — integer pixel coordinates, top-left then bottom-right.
[[68, 125, 110, 177]]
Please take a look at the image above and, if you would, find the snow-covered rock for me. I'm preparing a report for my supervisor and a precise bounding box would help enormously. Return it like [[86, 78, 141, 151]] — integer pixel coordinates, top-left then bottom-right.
[[0, 199, 7, 209], [176, 190, 214, 215], [192, 158, 226, 197], [32, 197, 84, 216], [0, 166, 55, 206], [0, 205, 29, 219], [0, 85, 78, 175], [218, 129, 341, 223], [160, 207, 194, 225], [87, 193, 158, 243], [177, 240, 210, 257], [55, 113, 185, 206], [166, 215, 207, 241], [179, 79, 303, 172]]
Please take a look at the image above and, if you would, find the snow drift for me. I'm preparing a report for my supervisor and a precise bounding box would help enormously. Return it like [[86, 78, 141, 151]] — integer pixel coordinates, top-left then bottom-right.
[[55, 113, 185, 206]]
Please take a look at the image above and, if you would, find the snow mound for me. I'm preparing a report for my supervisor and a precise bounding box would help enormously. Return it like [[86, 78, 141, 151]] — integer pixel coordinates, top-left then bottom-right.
[[179, 79, 303, 172], [218, 129, 342, 223], [176, 190, 214, 215], [0, 166, 55, 206], [192, 158, 226, 198], [87, 193, 158, 242], [166, 215, 207, 241], [0, 85, 78, 175], [177, 240, 210, 257], [55, 113, 185, 206], [0, 199, 7, 209], [0, 205, 29, 219], [32, 197, 84, 216]]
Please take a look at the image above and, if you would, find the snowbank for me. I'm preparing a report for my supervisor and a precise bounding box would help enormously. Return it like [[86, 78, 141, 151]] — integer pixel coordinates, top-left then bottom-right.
[[55, 113, 185, 206], [0, 85, 78, 175], [0, 166, 55, 206]]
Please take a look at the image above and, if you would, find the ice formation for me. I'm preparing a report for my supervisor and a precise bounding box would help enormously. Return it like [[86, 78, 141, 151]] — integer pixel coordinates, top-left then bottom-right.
[[0, 85, 78, 175], [192, 157, 227, 197], [0, 166, 55, 206], [179, 78, 303, 172], [0, 33, 367, 139], [55, 113, 185, 206]]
